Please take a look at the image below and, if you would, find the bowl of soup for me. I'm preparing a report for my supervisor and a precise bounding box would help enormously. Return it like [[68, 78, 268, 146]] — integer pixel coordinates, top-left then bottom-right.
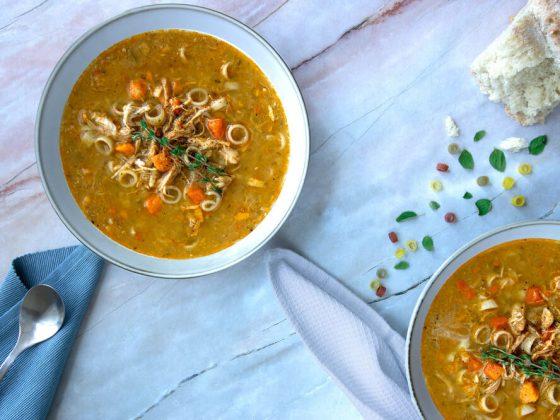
[[36, 5, 308, 277], [407, 220, 560, 418]]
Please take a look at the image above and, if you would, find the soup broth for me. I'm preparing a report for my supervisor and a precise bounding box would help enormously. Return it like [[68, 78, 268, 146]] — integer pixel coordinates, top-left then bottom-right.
[[60, 30, 289, 258]]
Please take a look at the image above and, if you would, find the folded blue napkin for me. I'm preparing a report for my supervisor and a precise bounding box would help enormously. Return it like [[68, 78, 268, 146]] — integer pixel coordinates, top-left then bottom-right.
[[0, 246, 103, 420]]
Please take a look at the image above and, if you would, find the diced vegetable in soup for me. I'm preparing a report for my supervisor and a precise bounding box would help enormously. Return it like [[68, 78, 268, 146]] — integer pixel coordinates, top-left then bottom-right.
[[60, 30, 289, 258], [422, 239, 560, 418]]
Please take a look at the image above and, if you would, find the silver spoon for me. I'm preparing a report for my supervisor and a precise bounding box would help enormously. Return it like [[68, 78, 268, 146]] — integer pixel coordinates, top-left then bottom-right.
[[0, 285, 65, 381]]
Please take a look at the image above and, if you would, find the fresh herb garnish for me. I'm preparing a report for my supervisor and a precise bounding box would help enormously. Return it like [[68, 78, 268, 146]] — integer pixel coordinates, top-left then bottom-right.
[[187, 152, 226, 174], [134, 119, 228, 178], [206, 165, 226, 175], [458, 149, 474, 170], [481, 346, 560, 381], [394, 261, 409, 270], [171, 146, 185, 156], [422, 236, 434, 251], [463, 192, 473, 199], [429, 201, 440, 211], [529, 135, 547, 155], [475, 198, 492, 216], [200, 176, 223, 195], [474, 130, 486, 142], [489, 148, 506, 172], [187, 152, 206, 170], [396, 211, 418, 223]]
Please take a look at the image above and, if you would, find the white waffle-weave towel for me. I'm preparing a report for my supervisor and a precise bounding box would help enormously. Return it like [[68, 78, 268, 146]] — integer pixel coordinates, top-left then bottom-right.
[[267, 249, 420, 419]]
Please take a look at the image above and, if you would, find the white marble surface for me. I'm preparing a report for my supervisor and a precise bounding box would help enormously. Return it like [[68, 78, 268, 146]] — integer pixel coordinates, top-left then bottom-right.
[[2, 0, 559, 418]]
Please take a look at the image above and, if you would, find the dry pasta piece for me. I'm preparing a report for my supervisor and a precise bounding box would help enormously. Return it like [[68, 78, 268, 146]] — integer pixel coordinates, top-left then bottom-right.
[[518, 163, 532, 175], [502, 176, 515, 190], [512, 195, 526, 207], [394, 248, 406, 259]]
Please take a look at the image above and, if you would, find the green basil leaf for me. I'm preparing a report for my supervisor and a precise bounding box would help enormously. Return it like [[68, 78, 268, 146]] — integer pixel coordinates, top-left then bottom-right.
[[140, 120, 147, 130], [396, 211, 418, 223], [529, 135, 547, 155], [394, 261, 409, 270], [429, 201, 440, 211], [475, 198, 492, 216], [489, 148, 506, 172], [463, 192, 473, 199], [422, 236, 434, 251], [458, 149, 474, 170], [474, 130, 486, 142]]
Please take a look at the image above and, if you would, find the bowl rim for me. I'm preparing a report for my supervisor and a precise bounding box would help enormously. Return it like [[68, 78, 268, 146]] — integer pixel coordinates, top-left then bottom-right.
[[405, 219, 560, 417], [34, 3, 309, 278]]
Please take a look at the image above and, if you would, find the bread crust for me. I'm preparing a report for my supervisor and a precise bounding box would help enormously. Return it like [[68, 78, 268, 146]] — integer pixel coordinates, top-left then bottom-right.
[[531, 0, 560, 58]]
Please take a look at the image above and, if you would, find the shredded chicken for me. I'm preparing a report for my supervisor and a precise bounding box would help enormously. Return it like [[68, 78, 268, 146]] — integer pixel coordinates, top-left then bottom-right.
[[509, 303, 526, 335], [542, 308, 555, 330]]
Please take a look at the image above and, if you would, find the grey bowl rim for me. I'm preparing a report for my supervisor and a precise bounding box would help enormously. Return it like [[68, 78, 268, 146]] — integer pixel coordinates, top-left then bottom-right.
[[34, 3, 310, 278]]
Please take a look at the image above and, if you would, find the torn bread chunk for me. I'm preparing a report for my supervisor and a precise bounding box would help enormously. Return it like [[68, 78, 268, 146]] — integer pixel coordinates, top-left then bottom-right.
[[471, 0, 560, 125], [444, 116, 460, 137]]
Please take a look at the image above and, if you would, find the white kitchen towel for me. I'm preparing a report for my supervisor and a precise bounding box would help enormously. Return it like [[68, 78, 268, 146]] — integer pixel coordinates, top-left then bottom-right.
[[267, 249, 420, 420]]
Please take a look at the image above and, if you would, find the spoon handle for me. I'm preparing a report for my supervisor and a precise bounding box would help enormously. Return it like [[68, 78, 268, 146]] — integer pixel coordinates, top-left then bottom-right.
[[0, 342, 24, 382]]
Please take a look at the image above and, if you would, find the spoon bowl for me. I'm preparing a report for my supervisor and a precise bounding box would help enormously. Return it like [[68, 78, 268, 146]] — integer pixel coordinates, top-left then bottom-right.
[[20, 285, 65, 345], [0, 285, 65, 381]]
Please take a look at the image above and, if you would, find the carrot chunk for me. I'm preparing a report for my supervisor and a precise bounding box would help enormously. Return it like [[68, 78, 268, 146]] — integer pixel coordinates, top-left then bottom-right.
[[525, 286, 544, 305], [144, 195, 163, 215], [483, 362, 503, 381], [456, 280, 476, 300], [187, 186, 206, 205], [467, 356, 483, 372], [489, 316, 509, 330], [207, 118, 226, 139], [151, 152, 173, 172], [115, 142, 135, 156], [519, 381, 539, 403], [128, 78, 147, 100]]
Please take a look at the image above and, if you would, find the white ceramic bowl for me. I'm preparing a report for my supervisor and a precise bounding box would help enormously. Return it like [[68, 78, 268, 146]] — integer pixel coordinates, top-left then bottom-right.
[[406, 220, 560, 418], [35, 5, 309, 278]]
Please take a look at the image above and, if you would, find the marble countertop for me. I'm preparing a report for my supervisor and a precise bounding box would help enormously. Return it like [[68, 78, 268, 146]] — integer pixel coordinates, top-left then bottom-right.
[[2, 0, 558, 418]]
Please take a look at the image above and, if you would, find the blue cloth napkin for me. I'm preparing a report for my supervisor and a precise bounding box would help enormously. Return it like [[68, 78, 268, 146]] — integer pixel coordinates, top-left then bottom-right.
[[0, 246, 103, 420]]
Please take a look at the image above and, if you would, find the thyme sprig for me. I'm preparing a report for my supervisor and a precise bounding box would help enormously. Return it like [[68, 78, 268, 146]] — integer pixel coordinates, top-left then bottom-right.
[[133, 119, 227, 178], [481, 346, 560, 381]]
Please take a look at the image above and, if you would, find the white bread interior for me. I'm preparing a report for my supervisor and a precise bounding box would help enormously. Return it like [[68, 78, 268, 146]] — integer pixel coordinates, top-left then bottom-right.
[[471, 0, 560, 125]]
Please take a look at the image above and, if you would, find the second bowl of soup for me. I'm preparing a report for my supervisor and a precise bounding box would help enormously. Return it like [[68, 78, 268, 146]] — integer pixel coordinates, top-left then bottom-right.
[[407, 221, 560, 418]]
